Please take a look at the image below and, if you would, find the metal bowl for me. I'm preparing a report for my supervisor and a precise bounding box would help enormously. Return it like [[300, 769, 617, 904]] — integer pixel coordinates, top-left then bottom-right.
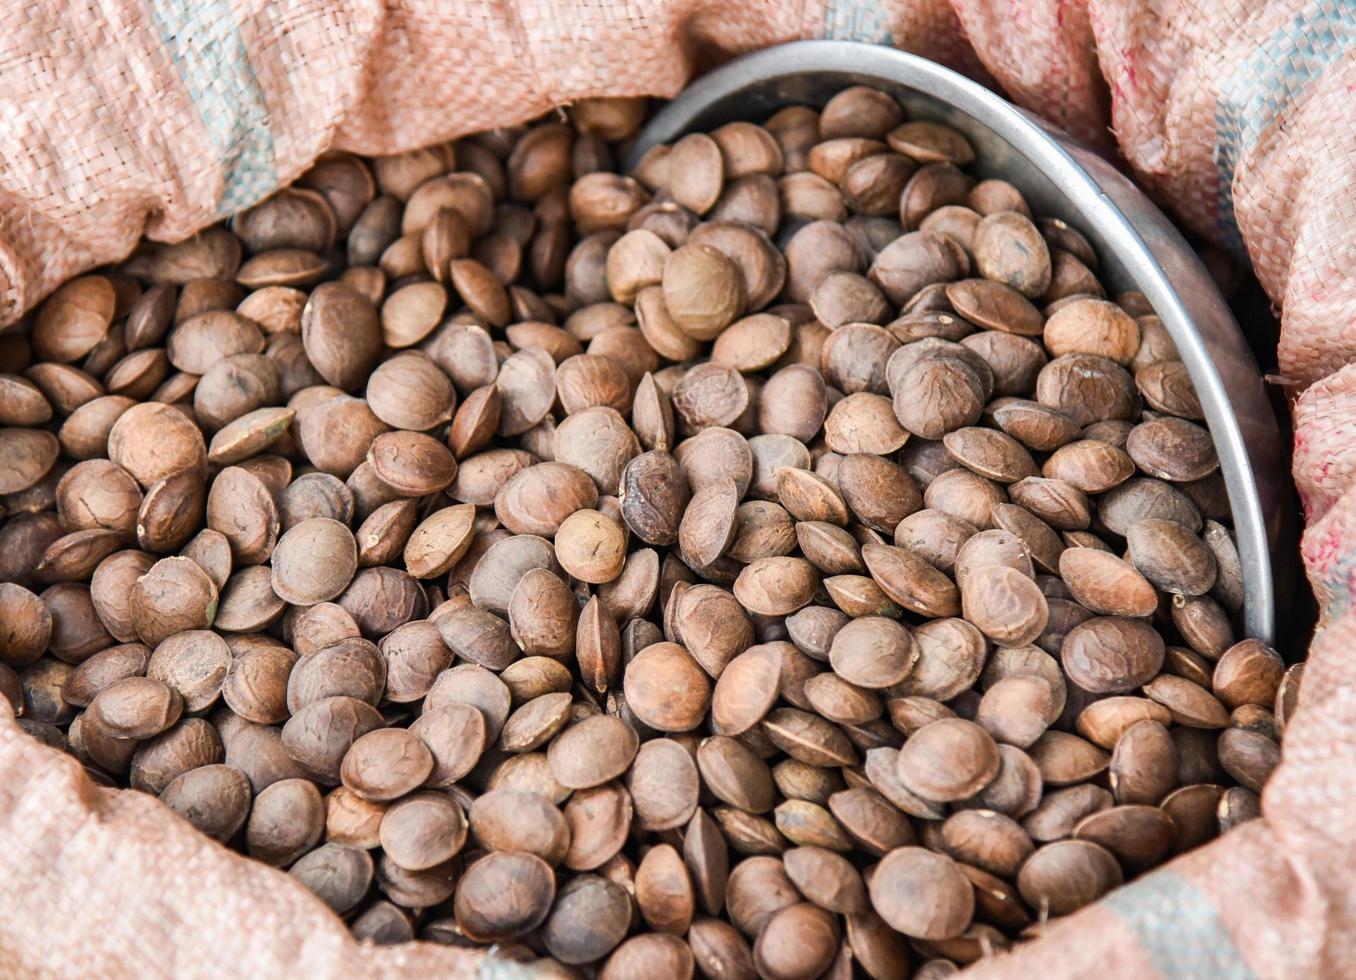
[[628, 40, 1285, 644]]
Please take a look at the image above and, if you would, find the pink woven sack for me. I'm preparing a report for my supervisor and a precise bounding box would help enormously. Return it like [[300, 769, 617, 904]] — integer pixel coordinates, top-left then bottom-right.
[[1, 1, 1352, 976]]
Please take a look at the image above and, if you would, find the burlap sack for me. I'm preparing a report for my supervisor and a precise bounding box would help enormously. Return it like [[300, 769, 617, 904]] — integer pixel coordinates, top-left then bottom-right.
[[2, 1, 1351, 976]]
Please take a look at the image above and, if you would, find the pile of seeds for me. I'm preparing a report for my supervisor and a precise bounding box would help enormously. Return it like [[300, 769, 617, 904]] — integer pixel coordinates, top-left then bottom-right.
[[0, 85, 1298, 977]]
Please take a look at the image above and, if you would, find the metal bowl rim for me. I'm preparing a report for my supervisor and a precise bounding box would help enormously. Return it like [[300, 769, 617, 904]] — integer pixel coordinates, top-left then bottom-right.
[[629, 39, 1276, 642]]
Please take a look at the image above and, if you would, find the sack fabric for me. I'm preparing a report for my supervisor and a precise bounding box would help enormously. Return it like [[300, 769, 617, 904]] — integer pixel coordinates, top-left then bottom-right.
[[2, 1, 1354, 976]]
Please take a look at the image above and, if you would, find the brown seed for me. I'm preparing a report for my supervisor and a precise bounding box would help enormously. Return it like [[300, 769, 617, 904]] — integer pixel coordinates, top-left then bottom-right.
[[340, 727, 433, 802], [205, 466, 280, 565], [286, 842, 375, 915], [455, 851, 555, 941], [1126, 417, 1218, 482], [869, 847, 973, 939], [662, 244, 745, 340], [556, 352, 634, 416], [1016, 839, 1123, 916], [563, 782, 633, 871], [402, 503, 476, 579], [495, 346, 556, 436], [106, 403, 207, 491], [1076, 696, 1173, 750], [675, 584, 754, 676], [88, 676, 182, 739], [1061, 616, 1166, 694], [668, 133, 725, 214], [781, 846, 867, 915], [365, 430, 458, 497], [676, 479, 740, 570], [469, 788, 570, 865], [548, 713, 641, 788], [671, 363, 750, 431], [1044, 298, 1140, 364], [895, 719, 1000, 802], [447, 384, 500, 459], [1073, 804, 1174, 873], [961, 565, 1048, 647], [1029, 730, 1111, 785], [0, 584, 54, 666], [244, 778, 324, 867], [1059, 547, 1158, 617], [410, 703, 488, 787], [942, 281, 1041, 339], [364, 353, 455, 432], [750, 903, 839, 980], [286, 635, 385, 713], [281, 695, 384, 784], [828, 617, 918, 689], [269, 518, 357, 604], [624, 643, 710, 733], [495, 461, 598, 536], [555, 508, 628, 583], [1137, 359, 1204, 419], [1126, 518, 1217, 596], [1043, 439, 1136, 494], [1109, 719, 1178, 805], [635, 842, 696, 935], [159, 763, 252, 842], [709, 645, 782, 736], [727, 559, 818, 621], [976, 675, 1057, 749], [624, 738, 698, 832], [60, 642, 150, 707], [1161, 783, 1224, 854], [129, 557, 219, 646], [942, 809, 1034, 878], [1212, 639, 1284, 709], [973, 211, 1051, 297], [858, 543, 954, 620], [219, 643, 295, 726], [380, 789, 468, 871], [601, 933, 695, 980], [543, 875, 633, 964], [1217, 727, 1280, 793]]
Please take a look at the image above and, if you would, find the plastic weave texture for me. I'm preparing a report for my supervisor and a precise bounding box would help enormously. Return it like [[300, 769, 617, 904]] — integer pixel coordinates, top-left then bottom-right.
[[1, 2, 1353, 977]]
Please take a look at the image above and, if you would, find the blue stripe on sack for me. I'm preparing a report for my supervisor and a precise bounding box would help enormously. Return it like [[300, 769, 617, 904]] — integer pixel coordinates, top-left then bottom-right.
[[1101, 869, 1258, 980], [823, 0, 893, 44], [143, 0, 277, 214], [1213, 0, 1356, 256]]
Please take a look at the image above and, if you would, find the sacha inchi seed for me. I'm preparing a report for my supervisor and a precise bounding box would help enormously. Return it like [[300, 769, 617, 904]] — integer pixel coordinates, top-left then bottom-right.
[[0, 84, 1295, 975]]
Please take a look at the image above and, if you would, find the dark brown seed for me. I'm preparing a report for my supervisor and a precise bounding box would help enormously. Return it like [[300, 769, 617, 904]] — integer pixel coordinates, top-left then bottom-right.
[[543, 875, 633, 964], [1073, 804, 1174, 872], [1126, 518, 1216, 596], [1017, 840, 1123, 916], [1061, 617, 1165, 694], [869, 847, 973, 939], [454, 850, 557, 942], [896, 719, 1000, 802], [159, 764, 252, 842], [88, 676, 182, 739], [1108, 719, 1178, 805], [1217, 727, 1280, 793], [289, 843, 374, 915], [1212, 639, 1285, 709], [1126, 417, 1218, 482]]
